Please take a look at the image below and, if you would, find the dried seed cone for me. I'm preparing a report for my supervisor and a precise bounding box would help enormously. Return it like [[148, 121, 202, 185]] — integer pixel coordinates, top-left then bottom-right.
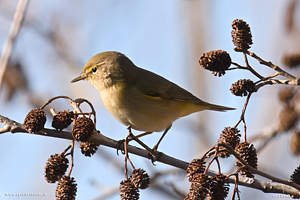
[[199, 50, 231, 76], [230, 79, 256, 97], [80, 142, 99, 157], [217, 127, 241, 158], [119, 179, 140, 200], [278, 105, 298, 132], [231, 19, 253, 52], [185, 179, 209, 200], [235, 142, 258, 178], [24, 108, 46, 133], [291, 165, 300, 185], [278, 87, 295, 104], [290, 166, 300, 199], [56, 176, 77, 200], [208, 174, 229, 200], [130, 168, 150, 189], [72, 117, 95, 142], [44, 154, 69, 183], [291, 131, 300, 155], [52, 110, 74, 131], [282, 54, 300, 68], [186, 159, 206, 182]]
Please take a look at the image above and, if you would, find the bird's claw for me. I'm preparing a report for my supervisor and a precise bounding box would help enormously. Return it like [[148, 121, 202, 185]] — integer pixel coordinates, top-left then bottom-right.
[[148, 148, 162, 165], [116, 139, 125, 155]]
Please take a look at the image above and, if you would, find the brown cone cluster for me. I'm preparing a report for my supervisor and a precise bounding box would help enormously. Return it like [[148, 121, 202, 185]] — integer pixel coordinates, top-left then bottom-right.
[[185, 157, 229, 200], [130, 168, 150, 190], [24, 108, 46, 133], [230, 79, 256, 97], [119, 168, 150, 200], [80, 142, 99, 157], [44, 154, 69, 183], [186, 158, 206, 182], [119, 179, 140, 200], [55, 176, 77, 200], [217, 127, 241, 158], [185, 175, 210, 200], [185, 173, 229, 200], [199, 50, 231, 76], [231, 19, 253, 52], [72, 117, 95, 142], [235, 142, 258, 178], [209, 174, 230, 200], [52, 110, 74, 131], [23, 98, 98, 200]]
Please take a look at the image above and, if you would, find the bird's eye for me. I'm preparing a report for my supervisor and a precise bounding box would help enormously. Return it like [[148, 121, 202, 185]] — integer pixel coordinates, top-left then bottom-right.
[[92, 67, 97, 73]]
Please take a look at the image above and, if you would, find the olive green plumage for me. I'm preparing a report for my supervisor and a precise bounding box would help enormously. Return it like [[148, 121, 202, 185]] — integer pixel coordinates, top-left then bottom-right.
[[72, 51, 234, 133]]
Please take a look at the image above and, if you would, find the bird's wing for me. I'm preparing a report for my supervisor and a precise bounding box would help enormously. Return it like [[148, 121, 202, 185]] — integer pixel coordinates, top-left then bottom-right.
[[134, 67, 203, 103]]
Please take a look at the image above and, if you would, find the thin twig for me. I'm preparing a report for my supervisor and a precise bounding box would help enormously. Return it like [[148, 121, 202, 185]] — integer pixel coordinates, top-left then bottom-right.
[[40, 95, 74, 110], [127, 125, 159, 161], [234, 93, 252, 142], [0, 0, 29, 87], [61, 144, 72, 156], [248, 51, 300, 84], [124, 135, 130, 179], [243, 52, 265, 80], [67, 140, 74, 177], [74, 98, 97, 125], [255, 79, 299, 90], [230, 62, 248, 70]]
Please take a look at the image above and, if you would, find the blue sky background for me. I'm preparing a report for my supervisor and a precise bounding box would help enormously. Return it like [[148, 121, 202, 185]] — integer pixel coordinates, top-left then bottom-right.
[[0, 1, 298, 199]]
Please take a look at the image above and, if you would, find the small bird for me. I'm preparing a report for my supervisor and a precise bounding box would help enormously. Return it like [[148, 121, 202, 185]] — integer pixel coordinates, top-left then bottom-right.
[[71, 51, 234, 150]]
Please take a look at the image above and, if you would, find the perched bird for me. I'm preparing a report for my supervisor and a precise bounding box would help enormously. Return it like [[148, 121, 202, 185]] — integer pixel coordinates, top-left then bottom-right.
[[71, 51, 234, 150]]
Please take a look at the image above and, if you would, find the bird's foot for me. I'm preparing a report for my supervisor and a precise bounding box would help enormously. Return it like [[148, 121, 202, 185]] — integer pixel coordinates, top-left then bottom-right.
[[126, 125, 161, 164], [116, 139, 125, 155], [148, 148, 162, 165]]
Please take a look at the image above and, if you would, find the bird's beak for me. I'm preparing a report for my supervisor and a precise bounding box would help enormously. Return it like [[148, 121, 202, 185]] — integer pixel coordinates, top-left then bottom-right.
[[71, 73, 87, 83]]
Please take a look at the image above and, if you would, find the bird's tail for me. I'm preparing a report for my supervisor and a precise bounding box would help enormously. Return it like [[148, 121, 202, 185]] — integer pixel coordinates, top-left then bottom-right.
[[205, 102, 235, 112]]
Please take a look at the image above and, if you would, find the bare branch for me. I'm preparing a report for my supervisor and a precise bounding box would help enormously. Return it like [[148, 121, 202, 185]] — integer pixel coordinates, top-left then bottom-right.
[[255, 79, 299, 90], [248, 51, 300, 85], [1, 114, 300, 197], [0, 0, 28, 87]]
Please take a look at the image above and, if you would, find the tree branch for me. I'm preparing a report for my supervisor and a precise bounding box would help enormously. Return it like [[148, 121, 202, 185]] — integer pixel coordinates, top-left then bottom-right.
[[1, 114, 300, 197], [248, 51, 300, 85], [0, 0, 28, 87]]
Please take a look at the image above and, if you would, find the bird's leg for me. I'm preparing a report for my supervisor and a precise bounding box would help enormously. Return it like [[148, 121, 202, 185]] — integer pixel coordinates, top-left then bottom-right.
[[121, 131, 152, 146], [135, 131, 153, 138], [127, 126, 160, 163], [117, 127, 151, 155], [152, 125, 172, 151]]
